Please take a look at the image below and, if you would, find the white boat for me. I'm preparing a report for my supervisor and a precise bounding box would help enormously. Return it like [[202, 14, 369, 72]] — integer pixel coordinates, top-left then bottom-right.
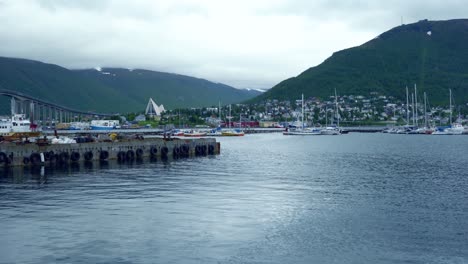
[[207, 127, 223, 136], [432, 89, 464, 135], [90, 120, 120, 130], [0, 113, 40, 138], [415, 127, 434, 134], [171, 129, 185, 137], [69, 122, 90, 130], [434, 123, 465, 135], [183, 130, 207, 137], [283, 127, 321, 135], [320, 126, 340, 135], [319, 89, 342, 135], [445, 123, 464, 135], [283, 94, 322, 136]]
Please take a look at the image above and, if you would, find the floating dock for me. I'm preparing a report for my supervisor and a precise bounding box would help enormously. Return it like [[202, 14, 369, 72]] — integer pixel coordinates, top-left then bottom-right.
[[0, 137, 220, 167]]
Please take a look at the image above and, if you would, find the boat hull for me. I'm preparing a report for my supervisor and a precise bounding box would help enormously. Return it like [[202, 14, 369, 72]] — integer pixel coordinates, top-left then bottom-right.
[[90, 126, 115, 130], [283, 131, 321, 136]]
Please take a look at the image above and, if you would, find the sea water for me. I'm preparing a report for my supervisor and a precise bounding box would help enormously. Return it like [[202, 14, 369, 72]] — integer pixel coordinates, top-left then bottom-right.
[[1, 133, 467, 263]]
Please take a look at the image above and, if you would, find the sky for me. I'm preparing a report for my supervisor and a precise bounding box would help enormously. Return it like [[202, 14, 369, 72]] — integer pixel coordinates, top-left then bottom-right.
[[0, 0, 466, 89]]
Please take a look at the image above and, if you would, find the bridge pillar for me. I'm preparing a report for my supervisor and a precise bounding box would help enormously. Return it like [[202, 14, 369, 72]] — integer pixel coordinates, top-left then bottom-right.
[[29, 101, 35, 123]]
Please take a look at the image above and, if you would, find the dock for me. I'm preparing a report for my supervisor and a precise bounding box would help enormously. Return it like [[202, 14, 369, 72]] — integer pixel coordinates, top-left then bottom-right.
[[0, 137, 220, 167]]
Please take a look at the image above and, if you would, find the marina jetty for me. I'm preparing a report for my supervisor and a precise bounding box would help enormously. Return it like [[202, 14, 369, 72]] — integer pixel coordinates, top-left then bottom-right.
[[0, 135, 220, 167]]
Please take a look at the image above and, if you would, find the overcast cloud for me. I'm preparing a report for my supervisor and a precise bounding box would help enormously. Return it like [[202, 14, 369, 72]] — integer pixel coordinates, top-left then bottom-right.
[[0, 0, 466, 89]]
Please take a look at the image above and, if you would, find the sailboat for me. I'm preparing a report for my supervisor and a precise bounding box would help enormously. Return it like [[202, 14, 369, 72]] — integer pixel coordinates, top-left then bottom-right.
[[283, 94, 321, 135], [320, 89, 341, 135], [221, 105, 245, 136], [433, 89, 464, 135], [415, 92, 434, 134], [207, 102, 223, 136]]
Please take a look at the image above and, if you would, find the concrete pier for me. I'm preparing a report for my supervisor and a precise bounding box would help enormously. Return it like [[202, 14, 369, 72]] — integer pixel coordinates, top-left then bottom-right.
[[0, 137, 220, 167]]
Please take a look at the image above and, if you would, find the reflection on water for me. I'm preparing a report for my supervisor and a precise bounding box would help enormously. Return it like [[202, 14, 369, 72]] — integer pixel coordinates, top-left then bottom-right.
[[1, 133, 468, 264], [0, 157, 172, 185]]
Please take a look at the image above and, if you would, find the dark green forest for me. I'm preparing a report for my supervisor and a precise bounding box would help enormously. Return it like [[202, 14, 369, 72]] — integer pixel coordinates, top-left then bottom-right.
[[252, 19, 468, 105]]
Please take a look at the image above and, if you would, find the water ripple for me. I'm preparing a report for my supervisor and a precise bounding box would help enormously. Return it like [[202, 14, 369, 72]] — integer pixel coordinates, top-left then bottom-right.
[[1, 133, 467, 264]]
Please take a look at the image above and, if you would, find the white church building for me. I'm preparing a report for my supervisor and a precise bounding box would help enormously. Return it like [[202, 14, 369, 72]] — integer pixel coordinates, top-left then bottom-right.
[[145, 98, 165, 118]]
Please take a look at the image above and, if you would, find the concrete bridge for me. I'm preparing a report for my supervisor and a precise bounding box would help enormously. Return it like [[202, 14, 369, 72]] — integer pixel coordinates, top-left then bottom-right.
[[0, 88, 115, 124]]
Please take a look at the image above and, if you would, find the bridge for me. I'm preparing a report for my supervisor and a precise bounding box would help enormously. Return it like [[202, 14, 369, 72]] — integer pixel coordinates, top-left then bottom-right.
[[0, 89, 115, 124]]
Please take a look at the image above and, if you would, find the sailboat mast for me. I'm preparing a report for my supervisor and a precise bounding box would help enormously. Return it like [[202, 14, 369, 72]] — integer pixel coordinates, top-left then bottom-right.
[[229, 104, 231, 129], [301, 94, 304, 130], [406, 86, 409, 124], [239, 113, 241, 129], [424, 92, 427, 128], [414, 84, 418, 127], [335, 88, 339, 127], [411, 93, 415, 126], [449, 89, 452, 125], [325, 107, 328, 126]]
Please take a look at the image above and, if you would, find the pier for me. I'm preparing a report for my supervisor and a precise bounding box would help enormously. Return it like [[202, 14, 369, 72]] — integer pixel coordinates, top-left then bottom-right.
[[0, 137, 220, 167]]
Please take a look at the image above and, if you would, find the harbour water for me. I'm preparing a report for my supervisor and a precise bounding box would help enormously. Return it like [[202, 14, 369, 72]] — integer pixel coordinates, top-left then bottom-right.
[[1, 133, 467, 263]]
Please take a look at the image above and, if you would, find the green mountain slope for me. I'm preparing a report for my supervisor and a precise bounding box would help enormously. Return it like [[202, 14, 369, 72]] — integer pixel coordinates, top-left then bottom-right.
[[0, 57, 132, 114], [0, 57, 260, 114], [252, 19, 468, 104], [74, 68, 260, 110]]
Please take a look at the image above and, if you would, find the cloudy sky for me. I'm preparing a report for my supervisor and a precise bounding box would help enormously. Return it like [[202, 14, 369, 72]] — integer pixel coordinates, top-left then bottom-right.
[[0, 0, 466, 89]]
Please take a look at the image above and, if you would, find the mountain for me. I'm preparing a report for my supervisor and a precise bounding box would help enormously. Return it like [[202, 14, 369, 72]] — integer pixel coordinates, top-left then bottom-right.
[[0, 57, 260, 114], [74, 68, 261, 110], [251, 19, 468, 105]]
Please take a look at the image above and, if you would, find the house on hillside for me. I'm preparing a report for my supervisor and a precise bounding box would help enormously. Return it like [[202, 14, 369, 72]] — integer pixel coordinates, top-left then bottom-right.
[[135, 114, 146, 122]]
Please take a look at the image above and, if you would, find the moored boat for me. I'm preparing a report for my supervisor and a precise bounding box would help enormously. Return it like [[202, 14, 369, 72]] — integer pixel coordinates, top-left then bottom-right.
[[320, 126, 341, 135], [69, 122, 90, 130], [183, 130, 207, 137], [283, 127, 321, 136], [90, 120, 120, 130], [0, 114, 41, 140], [221, 129, 245, 136]]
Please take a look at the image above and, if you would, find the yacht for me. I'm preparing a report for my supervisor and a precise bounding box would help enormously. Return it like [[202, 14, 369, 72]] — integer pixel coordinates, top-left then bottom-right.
[[283, 94, 322, 136], [320, 126, 341, 135], [283, 127, 321, 135]]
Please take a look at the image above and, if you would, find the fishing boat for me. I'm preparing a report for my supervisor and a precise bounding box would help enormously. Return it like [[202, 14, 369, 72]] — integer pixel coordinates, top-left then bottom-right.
[[0, 113, 41, 140]]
